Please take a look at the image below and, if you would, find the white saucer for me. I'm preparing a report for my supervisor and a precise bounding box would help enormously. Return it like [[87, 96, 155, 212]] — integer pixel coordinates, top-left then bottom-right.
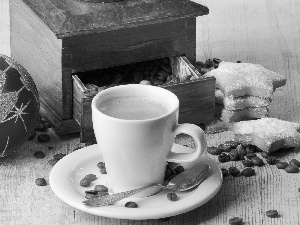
[[49, 144, 222, 220]]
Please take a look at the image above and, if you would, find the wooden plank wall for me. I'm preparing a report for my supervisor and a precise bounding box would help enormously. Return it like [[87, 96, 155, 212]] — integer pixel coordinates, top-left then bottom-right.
[[193, 0, 300, 123]]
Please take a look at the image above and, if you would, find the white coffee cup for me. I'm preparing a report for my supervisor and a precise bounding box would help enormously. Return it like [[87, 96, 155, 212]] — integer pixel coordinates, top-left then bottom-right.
[[92, 84, 206, 197]]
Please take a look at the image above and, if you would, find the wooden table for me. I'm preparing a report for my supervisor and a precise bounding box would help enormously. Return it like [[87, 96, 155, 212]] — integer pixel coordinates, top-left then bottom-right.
[[1, 0, 300, 224]]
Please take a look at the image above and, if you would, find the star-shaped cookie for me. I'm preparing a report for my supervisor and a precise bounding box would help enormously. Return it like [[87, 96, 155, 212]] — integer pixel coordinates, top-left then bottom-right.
[[215, 89, 271, 110], [232, 117, 300, 152], [204, 62, 286, 98]]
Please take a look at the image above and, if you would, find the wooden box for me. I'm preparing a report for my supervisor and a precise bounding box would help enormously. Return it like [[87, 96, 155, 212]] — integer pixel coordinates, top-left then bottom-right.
[[73, 55, 215, 142], [10, 0, 214, 141]]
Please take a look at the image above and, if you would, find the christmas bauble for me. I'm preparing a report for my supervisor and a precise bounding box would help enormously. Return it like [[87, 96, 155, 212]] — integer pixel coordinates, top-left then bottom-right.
[[0, 54, 39, 157]]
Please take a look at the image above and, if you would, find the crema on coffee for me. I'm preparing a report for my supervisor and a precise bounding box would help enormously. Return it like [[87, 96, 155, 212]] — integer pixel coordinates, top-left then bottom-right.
[[98, 96, 170, 120]]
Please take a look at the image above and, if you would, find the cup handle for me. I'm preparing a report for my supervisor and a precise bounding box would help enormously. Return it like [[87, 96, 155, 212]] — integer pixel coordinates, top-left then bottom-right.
[[166, 123, 206, 163]]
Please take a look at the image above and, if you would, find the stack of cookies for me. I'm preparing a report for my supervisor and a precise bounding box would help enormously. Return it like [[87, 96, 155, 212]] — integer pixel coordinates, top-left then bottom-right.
[[203, 61, 286, 125]]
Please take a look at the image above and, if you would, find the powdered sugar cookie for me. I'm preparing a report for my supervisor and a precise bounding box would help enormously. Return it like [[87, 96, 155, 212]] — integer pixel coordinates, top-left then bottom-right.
[[204, 62, 286, 98], [232, 118, 300, 153], [215, 89, 271, 110]]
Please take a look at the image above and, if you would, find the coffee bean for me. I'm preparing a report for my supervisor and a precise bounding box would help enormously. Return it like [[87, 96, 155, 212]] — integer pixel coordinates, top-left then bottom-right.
[[221, 168, 229, 177], [167, 192, 178, 201], [236, 144, 247, 158], [266, 210, 278, 218], [80, 178, 92, 187], [94, 184, 108, 192], [37, 134, 50, 142], [251, 156, 265, 166], [84, 174, 97, 182], [35, 178, 47, 186], [53, 153, 66, 160], [242, 160, 254, 167], [229, 149, 239, 161], [100, 167, 107, 174], [261, 151, 270, 159], [85, 191, 109, 199], [276, 161, 289, 169], [218, 143, 231, 152], [207, 147, 222, 155], [289, 159, 300, 167], [266, 156, 278, 165], [229, 217, 243, 225], [175, 165, 184, 174], [97, 162, 105, 169], [218, 153, 230, 163], [213, 58, 222, 64], [125, 201, 138, 208], [48, 159, 59, 166], [285, 165, 299, 173], [85, 190, 99, 195], [229, 167, 240, 177], [204, 59, 214, 67], [85, 193, 98, 199], [241, 168, 256, 177], [246, 145, 257, 153], [34, 151, 45, 159], [246, 153, 257, 159]]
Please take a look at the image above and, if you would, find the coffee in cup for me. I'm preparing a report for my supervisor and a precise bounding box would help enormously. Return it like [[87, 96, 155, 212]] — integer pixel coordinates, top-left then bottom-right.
[[98, 96, 169, 120]]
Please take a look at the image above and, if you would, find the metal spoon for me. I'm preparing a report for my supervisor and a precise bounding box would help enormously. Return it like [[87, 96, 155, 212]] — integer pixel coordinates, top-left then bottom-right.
[[82, 163, 210, 207]]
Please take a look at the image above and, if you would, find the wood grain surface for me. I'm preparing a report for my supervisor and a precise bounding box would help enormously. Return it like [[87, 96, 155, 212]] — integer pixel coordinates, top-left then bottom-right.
[[1, 0, 300, 224]]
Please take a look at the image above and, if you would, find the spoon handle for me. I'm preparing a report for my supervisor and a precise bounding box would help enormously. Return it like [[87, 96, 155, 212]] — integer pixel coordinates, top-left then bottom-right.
[[83, 184, 166, 207]]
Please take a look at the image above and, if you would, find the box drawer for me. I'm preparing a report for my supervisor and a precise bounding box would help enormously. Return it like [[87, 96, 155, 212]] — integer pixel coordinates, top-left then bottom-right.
[[73, 56, 215, 143]]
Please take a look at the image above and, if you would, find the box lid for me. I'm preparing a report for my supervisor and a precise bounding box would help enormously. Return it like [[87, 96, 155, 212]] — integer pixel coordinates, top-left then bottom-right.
[[22, 0, 208, 38]]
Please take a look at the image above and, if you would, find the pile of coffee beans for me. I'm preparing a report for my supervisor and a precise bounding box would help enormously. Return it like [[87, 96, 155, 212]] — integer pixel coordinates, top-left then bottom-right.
[[207, 141, 262, 177], [77, 57, 197, 97], [207, 140, 300, 177]]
